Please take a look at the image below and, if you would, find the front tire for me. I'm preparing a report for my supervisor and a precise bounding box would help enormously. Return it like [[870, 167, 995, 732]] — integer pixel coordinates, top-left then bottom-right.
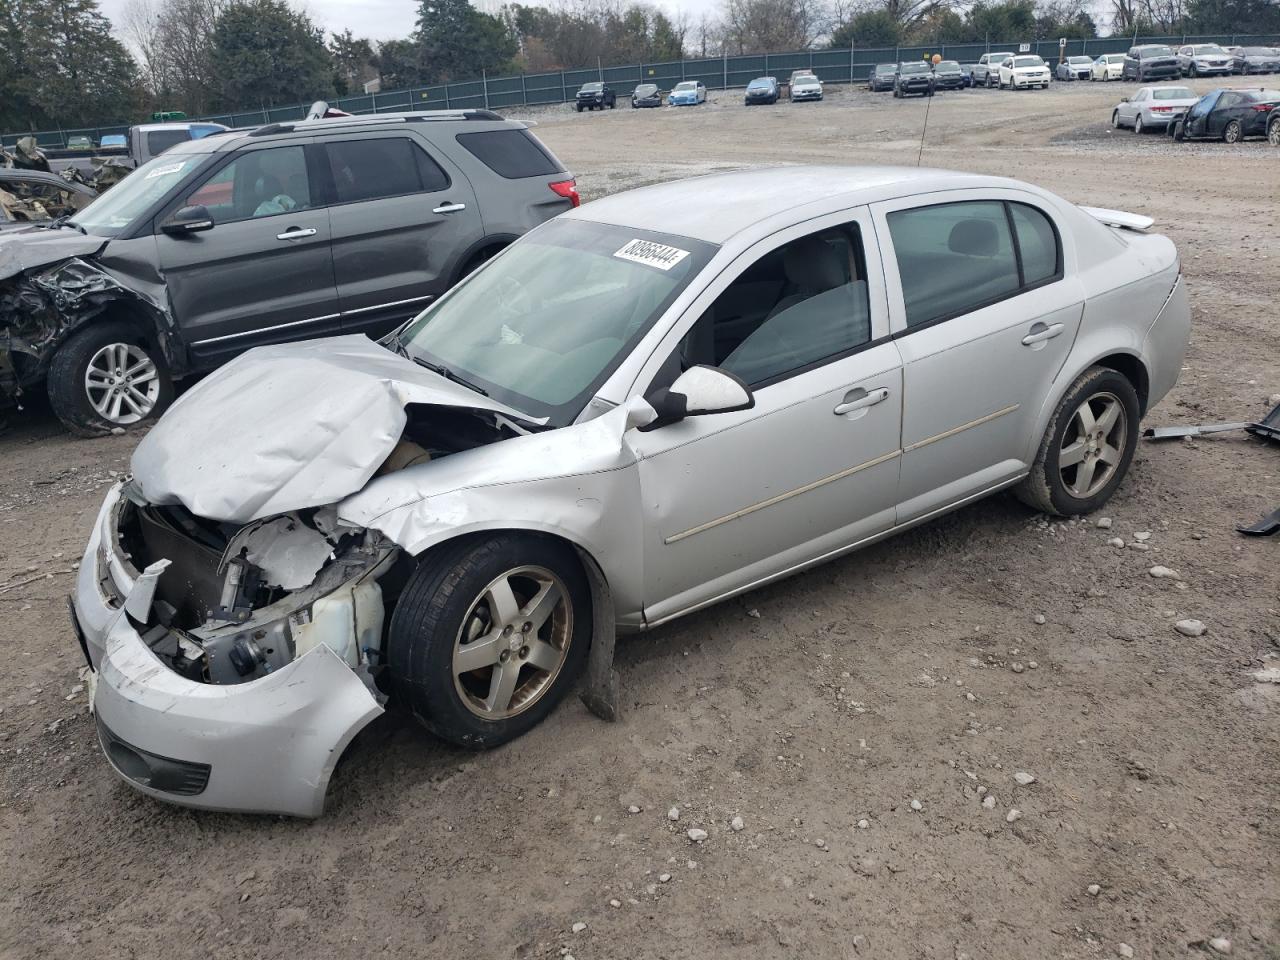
[[1223, 119, 1242, 143], [387, 534, 591, 749], [1015, 366, 1140, 517], [47, 321, 173, 437]]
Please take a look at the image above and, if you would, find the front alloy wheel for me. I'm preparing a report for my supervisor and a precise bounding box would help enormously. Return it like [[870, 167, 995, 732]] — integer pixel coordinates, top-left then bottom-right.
[[1223, 119, 1242, 143], [84, 342, 161, 425], [46, 321, 174, 436]]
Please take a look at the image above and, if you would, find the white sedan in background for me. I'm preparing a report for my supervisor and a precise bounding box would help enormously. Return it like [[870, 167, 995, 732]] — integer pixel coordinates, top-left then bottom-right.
[[72, 167, 1190, 816], [999, 55, 1052, 89], [1112, 85, 1201, 133], [1092, 53, 1127, 80]]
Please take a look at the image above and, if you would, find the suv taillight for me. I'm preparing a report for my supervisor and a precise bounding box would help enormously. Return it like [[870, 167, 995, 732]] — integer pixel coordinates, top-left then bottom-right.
[[549, 179, 580, 208]]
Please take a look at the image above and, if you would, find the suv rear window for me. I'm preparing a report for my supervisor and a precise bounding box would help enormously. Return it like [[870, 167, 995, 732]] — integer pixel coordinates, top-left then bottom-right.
[[455, 129, 563, 180]]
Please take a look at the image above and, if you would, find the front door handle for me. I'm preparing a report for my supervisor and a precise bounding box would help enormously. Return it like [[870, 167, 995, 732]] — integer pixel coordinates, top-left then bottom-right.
[[1021, 321, 1065, 346], [277, 227, 317, 241], [834, 387, 890, 416], [433, 202, 467, 214]]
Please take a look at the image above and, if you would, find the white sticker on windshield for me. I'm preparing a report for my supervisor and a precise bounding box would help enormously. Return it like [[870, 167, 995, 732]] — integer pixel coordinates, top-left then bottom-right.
[[613, 238, 690, 271], [145, 162, 186, 180]]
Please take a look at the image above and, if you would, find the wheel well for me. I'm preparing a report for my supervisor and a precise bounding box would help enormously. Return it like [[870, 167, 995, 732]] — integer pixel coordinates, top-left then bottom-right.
[[1094, 353, 1150, 415]]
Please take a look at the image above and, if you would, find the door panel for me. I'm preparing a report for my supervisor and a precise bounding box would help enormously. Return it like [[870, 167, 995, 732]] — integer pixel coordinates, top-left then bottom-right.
[[634, 345, 903, 623], [323, 134, 484, 338], [157, 141, 339, 365]]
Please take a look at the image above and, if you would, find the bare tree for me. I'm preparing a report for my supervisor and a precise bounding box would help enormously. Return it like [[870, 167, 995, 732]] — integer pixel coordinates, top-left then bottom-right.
[[155, 0, 224, 115], [719, 0, 825, 53], [120, 0, 171, 101]]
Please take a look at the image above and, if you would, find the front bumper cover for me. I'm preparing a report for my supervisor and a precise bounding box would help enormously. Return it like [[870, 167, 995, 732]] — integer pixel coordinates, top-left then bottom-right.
[[73, 484, 384, 817]]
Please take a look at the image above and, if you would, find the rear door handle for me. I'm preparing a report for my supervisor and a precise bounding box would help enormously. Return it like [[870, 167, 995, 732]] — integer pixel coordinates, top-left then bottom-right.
[[277, 227, 317, 241], [1021, 321, 1065, 346], [834, 387, 890, 416], [433, 202, 467, 214]]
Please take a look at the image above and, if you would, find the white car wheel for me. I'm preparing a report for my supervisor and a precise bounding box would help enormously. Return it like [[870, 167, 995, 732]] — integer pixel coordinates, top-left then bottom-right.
[[1134, 115, 1144, 134]]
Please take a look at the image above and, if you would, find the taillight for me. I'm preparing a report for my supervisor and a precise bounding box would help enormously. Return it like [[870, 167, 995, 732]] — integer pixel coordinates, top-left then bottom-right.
[[1150, 106, 1173, 113], [1250, 103, 1275, 112], [549, 179, 580, 208]]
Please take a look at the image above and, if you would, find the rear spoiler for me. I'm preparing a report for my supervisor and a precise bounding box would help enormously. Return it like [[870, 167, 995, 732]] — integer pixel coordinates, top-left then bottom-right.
[[1080, 206, 1154, 232]]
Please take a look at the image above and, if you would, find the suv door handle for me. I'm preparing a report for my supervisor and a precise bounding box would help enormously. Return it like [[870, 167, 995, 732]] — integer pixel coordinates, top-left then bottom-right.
[[1021, 322, 1065, 346], [277, 227, 317, 241], [433, 202, 467, 214], [834, 387, 890, 416]]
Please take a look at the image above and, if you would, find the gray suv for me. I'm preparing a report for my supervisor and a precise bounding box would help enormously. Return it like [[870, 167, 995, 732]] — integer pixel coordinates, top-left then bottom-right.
[[0, 110, 578, 435]]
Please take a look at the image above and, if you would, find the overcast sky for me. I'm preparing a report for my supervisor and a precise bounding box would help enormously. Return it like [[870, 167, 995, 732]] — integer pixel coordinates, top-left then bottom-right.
[[98, 0, 721, 43]]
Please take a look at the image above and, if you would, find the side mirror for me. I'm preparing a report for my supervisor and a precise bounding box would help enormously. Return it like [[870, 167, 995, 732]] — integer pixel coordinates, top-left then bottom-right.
[[161, 205, 213, 236], [644, 365, 754, 426]]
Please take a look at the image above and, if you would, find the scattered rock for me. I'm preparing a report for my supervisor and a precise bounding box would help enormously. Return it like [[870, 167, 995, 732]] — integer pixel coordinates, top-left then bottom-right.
[[730, 816, 745, 832], [909, 799, 923, 811], [856, 818, 870, 829], [1006, 808, 1022, 823], [1134, 531, 1152, 542], [627, 804, 641, 814], [1128, 542, 1150, 551], [1207, 937, 1232, 955], [1033, 614, 1046, 625], [1096, 517, 1113, 529], [982, 795, 996, 809], [1149, 565, 1179, 579], [234, 869, 256, 886], [687, 828, 708, 842], [1108, 537, 1125, 548], [608, 898, 621, 908], [110, 426, 125, 436], [1250, 666, 1280, 683], [1175, 619, 1207, 637], [659, 873, 671, 883], [1013, 771, 1036, 786], [668, 806, 680, 821], [814, 838, 826, 848], [571, 922, 587, 934], [746, 608, 761, 619], [1087, 884, 1101, 897], [1118, 943, 1134, 958], [1027, 660, 1039, 670], [1010, 661, 1025, 674]]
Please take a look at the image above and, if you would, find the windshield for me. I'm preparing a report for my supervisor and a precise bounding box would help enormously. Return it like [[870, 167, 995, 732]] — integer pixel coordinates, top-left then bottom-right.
[[1192, 45, 1226, 55], [400, 219, 716, 424], [1069, 56, 1091, 65], [747, 79, 771, 88], [936, 61, 960, 70], [1242, 47, 1273, 55], [1141, 46, 1173, 57], [1013, 56, 1044, 67], [70, 152, 208, 237], [581, 82, 602, 92], [673, 81, 696, 91], [795, 76, 820, 85], [1153, 87, 1194, 99], [900, 63, 928, 74], [1244, 89, 1280, 100], [875, 64, 895, 74], [635, 84, 657, 95]]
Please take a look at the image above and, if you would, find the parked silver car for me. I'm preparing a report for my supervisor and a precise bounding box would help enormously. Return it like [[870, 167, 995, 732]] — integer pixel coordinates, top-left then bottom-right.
[[72, 167, 1190, 816], [1112, 85, 1200, 133], [1175, 43, 1233, 77]]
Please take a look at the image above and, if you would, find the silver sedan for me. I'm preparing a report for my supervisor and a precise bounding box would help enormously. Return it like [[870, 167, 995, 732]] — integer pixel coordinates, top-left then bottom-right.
[[72, 167, 1191, 816], [1112, 85, 1200, 132]]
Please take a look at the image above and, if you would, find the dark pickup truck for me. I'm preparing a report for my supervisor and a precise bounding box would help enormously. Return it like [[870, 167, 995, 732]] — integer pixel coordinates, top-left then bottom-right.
[[575, 82, 616, 111]]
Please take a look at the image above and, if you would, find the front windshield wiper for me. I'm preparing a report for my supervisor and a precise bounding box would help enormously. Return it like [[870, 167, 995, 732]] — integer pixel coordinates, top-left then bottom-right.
[[411, 355, 489, 397], [40, 215, 86, 234]]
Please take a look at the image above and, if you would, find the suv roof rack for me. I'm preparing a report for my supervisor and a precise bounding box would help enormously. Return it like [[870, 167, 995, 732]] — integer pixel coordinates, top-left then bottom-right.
[[244, 110, 506, 138]]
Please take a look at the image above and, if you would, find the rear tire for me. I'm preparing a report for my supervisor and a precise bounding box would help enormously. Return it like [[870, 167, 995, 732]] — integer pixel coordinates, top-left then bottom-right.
[[47, 321, 173, 437], [387, 534, 592, 749], [1134, 114, 1144, 134], [1223, 119, 1242, 143], [1014, 366, 1140, 517], [1268, 115, 1280, 146]]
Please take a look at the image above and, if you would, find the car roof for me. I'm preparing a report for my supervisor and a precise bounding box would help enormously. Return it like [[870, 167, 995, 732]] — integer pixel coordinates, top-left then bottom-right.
[[564, 166, 1022, 244], [158, 110, 521, 156], [0, 168, 95, 194]]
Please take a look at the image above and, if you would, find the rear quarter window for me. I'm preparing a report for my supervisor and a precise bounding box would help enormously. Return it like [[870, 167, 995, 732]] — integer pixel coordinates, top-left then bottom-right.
[[455, 129, 563, 180]]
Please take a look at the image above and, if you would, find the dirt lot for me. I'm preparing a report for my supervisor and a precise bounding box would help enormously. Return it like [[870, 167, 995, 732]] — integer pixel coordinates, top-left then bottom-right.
[[1, 79, 1278, 960]]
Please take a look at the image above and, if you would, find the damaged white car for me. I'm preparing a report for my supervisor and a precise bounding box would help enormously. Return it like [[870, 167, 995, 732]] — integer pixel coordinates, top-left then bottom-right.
[[72, 166, 1190, 816]]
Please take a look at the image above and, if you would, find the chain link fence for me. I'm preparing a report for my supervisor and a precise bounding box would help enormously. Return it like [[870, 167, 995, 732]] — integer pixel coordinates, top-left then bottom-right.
[[6, 32, 1279, 148]]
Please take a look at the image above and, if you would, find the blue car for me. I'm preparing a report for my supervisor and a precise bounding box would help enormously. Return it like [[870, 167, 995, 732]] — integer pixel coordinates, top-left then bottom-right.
[[669, 81, 707, 106]]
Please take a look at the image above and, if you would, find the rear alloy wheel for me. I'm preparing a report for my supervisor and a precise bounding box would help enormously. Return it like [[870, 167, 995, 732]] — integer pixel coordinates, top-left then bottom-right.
[[1268, 115, 1280, 146], [1134, 114, 1144, 134], [47, 321, 173, 436], [1223, 119, 1243, 143], [1015, 366, 1140, 516], [387, 534, 590, 748]]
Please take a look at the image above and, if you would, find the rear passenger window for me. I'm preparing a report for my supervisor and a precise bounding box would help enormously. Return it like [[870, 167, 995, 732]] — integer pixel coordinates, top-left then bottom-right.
[[325, 138, 448, 203], [455, 130, 562, 179], [1009, 203, 1060, 286], [888, 199, 1062, 328], [888, 201, 1019, 327]]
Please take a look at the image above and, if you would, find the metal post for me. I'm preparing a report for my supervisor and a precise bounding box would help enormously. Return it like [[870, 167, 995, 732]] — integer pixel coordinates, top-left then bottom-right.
[[483, 70, 489, 109], [850, 37, 855, 84], [764, 52, 769, 76], [445, 84, 451, 109], [561, 72, 567, 102], [723, 52, 727, 90], [521, 72, 527, 107], [597, 56, 602, 81]]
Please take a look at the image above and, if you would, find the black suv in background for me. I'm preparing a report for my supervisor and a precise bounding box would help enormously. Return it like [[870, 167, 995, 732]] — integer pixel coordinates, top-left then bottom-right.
[[932, 60, 966, 90], [894, 62, 936, 97], [868, 63, 897, 91], [1123, 45, 1181, 82], [0, 111, 579, 435], [575, 82, 616, 111]]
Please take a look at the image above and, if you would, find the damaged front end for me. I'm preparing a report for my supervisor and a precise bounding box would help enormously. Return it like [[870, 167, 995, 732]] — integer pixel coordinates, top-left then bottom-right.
[[1, 254, 169, 410], [74, 481, 404, 816]]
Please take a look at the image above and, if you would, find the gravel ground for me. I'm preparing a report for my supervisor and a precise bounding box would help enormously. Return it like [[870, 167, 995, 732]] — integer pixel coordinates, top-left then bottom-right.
[[1, 77, 1278, 960]]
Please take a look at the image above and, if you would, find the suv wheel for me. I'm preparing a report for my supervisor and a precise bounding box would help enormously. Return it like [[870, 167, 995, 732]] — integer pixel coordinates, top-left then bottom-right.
[[387, 534, 591, 748], [47, 322, 174, 437], [1190, 63, 1199, 77], [1015, 366, 1140, 517]]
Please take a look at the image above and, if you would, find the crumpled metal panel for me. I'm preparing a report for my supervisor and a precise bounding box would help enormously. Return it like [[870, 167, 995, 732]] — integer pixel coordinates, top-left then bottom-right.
[[130, 335, 542, 525], [0, 232, 104, 282]]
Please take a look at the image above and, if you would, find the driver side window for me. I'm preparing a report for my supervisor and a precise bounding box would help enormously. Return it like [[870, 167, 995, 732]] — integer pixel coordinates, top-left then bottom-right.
[[185, 146, 312, 224], [677, 223, 872, 388]]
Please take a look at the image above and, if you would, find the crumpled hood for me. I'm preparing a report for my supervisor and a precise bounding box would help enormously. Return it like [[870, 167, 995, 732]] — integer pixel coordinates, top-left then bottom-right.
[[131, 335, 539, 525], [0, 229, 106, 282]]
